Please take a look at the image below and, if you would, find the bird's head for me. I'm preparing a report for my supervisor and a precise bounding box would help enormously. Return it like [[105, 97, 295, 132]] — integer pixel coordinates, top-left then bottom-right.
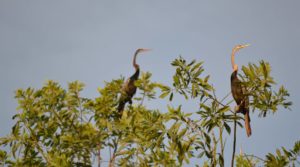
[[136, 48, 151, 54], [231, 44, 250, 71], [233, 44, 250, 53], [133, 48, 151, 69]]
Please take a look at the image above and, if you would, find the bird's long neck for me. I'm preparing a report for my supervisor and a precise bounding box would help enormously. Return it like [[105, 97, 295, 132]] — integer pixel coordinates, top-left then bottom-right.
[[133, 50, 140, 70], [231, 49, 238, 72], [130, 68, 140, 80], [130, 50, 140, 80]]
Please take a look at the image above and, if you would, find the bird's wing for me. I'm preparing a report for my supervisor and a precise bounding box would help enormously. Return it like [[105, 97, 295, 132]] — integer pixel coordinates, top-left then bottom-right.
[[241, 84, 249, 107], [122, 78, 131, 92]]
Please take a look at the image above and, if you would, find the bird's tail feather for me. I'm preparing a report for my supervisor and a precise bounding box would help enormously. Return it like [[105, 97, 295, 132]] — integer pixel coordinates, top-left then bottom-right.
[[244, 111, 252, 137]]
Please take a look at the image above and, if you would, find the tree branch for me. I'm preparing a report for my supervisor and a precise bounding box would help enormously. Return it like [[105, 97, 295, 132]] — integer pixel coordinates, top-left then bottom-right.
[[243, 153, 266, 162], [231, 111, 237, 167]]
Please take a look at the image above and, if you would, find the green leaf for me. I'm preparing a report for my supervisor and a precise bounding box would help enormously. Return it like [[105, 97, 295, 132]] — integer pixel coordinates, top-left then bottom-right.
[[159, 91, 170, 99], [224, 122, 231, 134], [169, 92, 174, 101]]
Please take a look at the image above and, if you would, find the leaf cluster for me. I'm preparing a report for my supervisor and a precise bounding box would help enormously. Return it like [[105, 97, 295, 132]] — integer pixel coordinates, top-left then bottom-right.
[[241, 61, 292, 116], [0, 57, 295, 167], [264, 140, 300, 166]]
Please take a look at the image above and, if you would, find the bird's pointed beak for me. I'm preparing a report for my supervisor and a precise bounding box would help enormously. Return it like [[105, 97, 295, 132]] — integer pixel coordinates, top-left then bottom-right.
[[241, 44, 250, 48], [141, 48, 151, 52]]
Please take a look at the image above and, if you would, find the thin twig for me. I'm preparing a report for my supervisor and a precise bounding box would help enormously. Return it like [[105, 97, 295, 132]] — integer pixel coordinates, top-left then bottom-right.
[[97, 144, 101, 167], [212, 132, 217, 166], [244, 153, 253, 166], [212, 87, 226, 165], [231, 112, 237, 167], [220, 92, 232, 103], [219, 127, 225, 162], [207, 94, 235, 114], [243, 154, 266, 162], [109, 137, 112, 161], [139, 92, 146, 106], [185, 117, 204, 138], [109, 135, 120, 167]]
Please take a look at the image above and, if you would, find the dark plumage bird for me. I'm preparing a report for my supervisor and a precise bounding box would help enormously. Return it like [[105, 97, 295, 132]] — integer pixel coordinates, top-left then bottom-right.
[[230, 44, 252, 137], [117, 48, 151, 113]]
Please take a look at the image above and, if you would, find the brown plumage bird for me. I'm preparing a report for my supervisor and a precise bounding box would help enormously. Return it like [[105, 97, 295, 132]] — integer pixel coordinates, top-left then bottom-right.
[[230, 44, 252, 137], [117, 48, 151, 113]]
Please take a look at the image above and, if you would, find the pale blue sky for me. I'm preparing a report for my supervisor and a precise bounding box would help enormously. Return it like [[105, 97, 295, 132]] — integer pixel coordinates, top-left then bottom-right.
[[1, 0, 299, 166]]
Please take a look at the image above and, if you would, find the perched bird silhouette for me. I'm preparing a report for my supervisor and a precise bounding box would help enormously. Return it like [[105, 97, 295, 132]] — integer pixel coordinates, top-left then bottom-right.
[[117, 48, 151, 113], [230, 44, 252, 137]]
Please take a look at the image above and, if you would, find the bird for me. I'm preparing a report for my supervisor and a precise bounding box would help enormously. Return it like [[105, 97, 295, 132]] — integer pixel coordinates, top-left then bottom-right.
[[117, 48, 151, 113], [230, 44, 252, 137]]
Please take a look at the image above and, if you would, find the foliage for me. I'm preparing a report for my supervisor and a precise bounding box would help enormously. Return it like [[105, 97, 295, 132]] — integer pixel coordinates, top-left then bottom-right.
[[0, 56, 295, 167], [264, 140, 300, 167], [240, 61, 292, 116], [236, 140, 300, 167], [235, 154, 260, 167]]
